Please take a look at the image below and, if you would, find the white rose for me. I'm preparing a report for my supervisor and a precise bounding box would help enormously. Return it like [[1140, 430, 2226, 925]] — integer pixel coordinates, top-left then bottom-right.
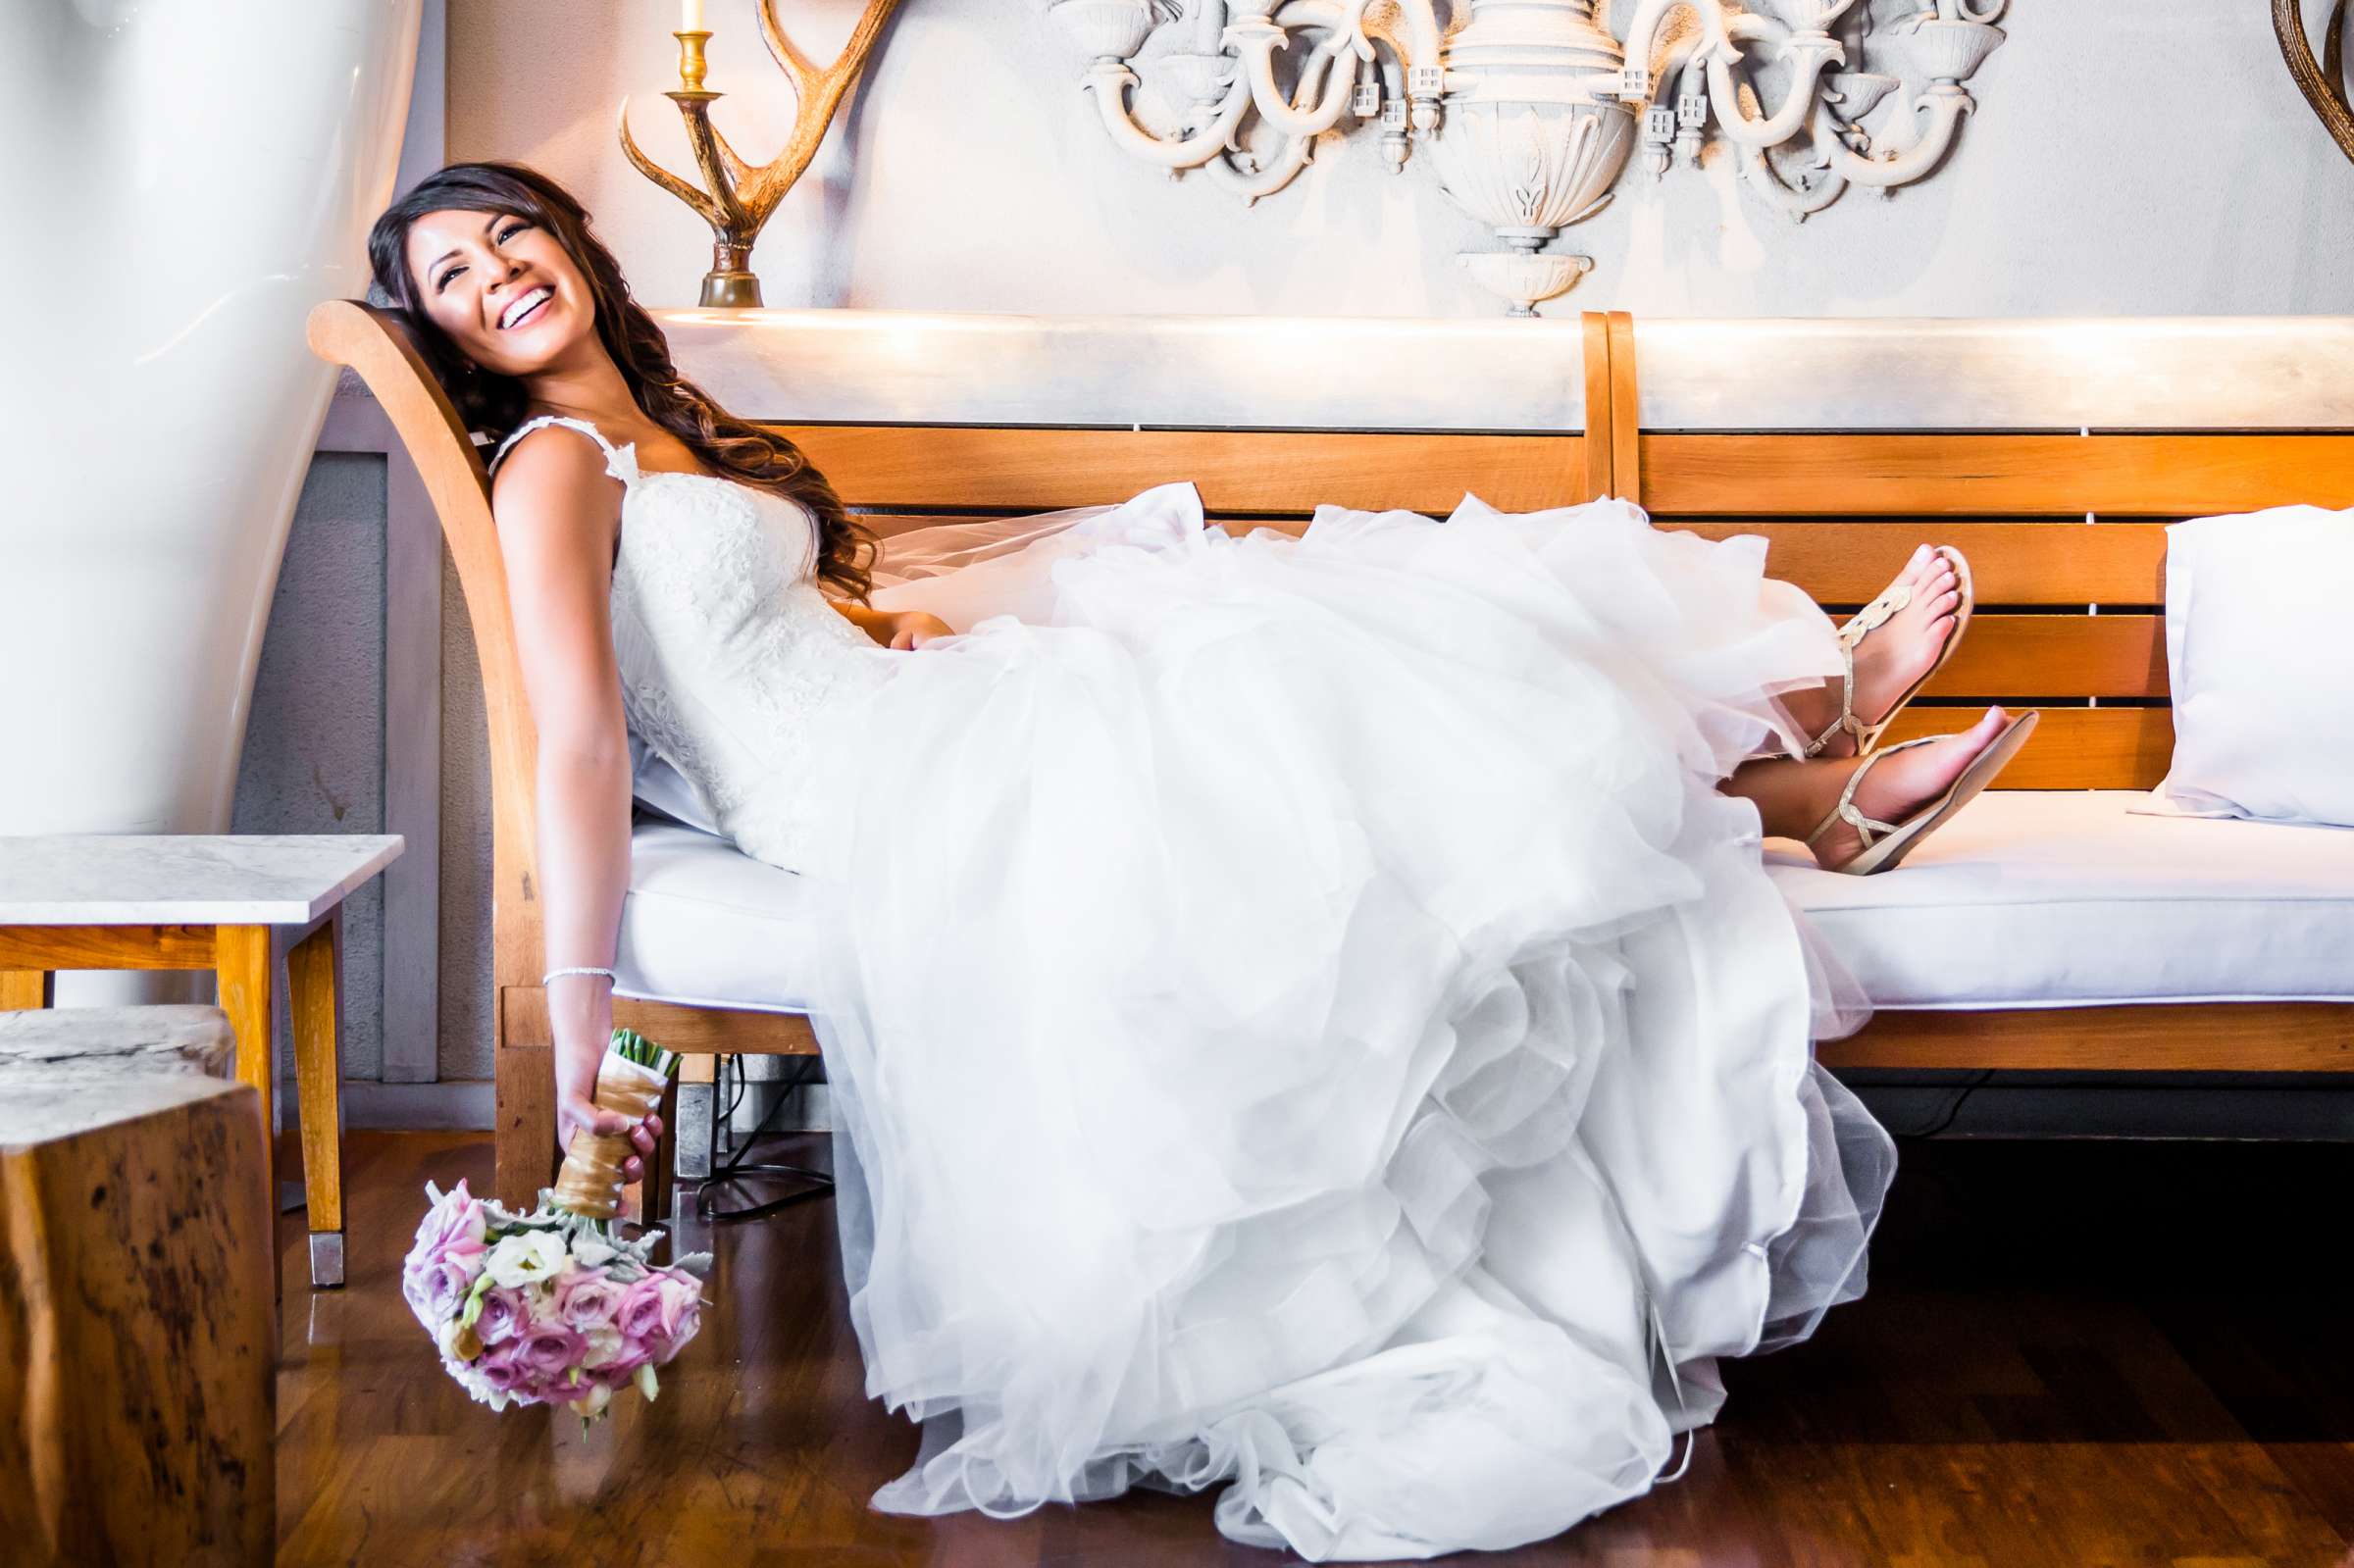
[[582, 1325, 625, 1369], [481, 1230, 568, 1290]]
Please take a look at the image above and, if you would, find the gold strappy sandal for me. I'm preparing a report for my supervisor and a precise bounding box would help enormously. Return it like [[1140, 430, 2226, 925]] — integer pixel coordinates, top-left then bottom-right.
[[1798, 545, 1975, 759], [1807, 710, 2039, 876]]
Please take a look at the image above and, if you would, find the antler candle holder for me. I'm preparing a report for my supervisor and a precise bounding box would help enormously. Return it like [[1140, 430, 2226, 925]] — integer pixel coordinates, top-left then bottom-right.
[[621, 0, 903, 308], [2274, 0, 2354, 166]]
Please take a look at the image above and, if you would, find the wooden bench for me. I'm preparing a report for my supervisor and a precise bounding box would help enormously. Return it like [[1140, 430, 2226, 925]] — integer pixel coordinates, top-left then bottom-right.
[[308, 300, 2354, 1210], [1595, 314, 2354, 1075]]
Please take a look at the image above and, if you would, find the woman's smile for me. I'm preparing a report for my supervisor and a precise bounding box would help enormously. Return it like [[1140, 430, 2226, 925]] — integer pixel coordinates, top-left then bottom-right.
[[496, 283, 554, 331]]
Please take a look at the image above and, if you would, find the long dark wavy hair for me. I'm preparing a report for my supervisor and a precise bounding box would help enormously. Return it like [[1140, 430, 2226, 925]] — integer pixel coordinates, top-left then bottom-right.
[[367, 161, 873, 599]]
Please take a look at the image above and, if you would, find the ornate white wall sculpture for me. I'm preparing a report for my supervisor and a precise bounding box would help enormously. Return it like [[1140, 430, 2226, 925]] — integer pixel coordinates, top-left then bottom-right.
[[1049, 0, 2010, 313]]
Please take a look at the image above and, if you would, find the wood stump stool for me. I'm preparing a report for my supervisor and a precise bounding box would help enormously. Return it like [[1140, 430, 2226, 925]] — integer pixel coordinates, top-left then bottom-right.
[[0, 1002, 235, 1080], [0, 1068, 274, 1567]]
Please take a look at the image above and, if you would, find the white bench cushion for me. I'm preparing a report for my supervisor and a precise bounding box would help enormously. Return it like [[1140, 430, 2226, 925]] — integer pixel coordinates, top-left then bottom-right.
[[615, 820, 820, 1014], [620, 794, 2354, 1020], [1767, 790, 2354, 1010]]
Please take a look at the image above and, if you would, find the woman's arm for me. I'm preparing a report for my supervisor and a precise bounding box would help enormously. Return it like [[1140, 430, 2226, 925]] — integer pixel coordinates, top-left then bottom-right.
[[491, 434, 661, 1178]]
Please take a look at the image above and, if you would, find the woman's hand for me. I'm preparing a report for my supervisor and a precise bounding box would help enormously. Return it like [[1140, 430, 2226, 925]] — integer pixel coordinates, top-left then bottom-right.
[[828, 598, 954, 649], [884, 609, 953, 650], [552, 992, 662, 1184]]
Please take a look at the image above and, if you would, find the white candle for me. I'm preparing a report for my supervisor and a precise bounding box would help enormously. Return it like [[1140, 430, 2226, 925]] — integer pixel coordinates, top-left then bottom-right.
[[681, 0, 704, 33]]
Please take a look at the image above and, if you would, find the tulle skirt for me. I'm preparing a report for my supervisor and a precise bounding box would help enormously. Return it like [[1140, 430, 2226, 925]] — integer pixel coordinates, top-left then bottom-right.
[[785, 485, 1894, 1560]]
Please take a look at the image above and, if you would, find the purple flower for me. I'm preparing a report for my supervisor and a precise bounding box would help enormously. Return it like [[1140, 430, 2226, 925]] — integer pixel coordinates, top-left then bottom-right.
[[590, 1355, 644, 1390], [406, 1181, 487, 1275], [514, 1321, 588, 1381], [402, 1257, 474, 1333], [617, 1278, 668, 1341], [475, 1286, 529, 1347], [474, 1340, 528, 1393], [556, 1269, 626, 1333], [654, 1275, 703, 1356]]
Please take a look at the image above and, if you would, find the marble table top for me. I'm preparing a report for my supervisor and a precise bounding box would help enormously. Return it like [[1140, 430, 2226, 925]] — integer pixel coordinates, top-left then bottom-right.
[[0, 835, 403, 925], [1, 1071, 243, 1150]]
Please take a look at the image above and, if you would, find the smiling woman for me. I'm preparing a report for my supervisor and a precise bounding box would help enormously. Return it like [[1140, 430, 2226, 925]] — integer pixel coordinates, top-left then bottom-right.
[[365, 162, 872, 601], [364, 163, 941, 1172]]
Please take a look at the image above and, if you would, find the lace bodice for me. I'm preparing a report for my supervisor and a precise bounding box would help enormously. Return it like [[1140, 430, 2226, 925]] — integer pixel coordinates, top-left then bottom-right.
[[490, 416, 891, 871]]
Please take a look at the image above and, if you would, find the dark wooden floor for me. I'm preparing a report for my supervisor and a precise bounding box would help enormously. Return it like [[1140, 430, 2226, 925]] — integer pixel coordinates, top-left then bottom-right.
[[277, 1132, 2354, 1566]]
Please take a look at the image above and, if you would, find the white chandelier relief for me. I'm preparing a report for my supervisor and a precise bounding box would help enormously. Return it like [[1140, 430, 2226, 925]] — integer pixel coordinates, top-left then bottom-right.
[[1045, 0, 2010, 314]]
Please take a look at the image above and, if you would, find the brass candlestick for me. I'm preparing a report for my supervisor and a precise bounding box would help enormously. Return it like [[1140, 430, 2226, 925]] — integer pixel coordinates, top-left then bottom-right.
[[675, 27, 711, 93], [619, 0, 905, 310]]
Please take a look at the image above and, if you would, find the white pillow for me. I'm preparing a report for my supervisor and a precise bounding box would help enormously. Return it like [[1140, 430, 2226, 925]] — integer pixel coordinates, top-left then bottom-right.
[[2153, 504, 2354, 829]]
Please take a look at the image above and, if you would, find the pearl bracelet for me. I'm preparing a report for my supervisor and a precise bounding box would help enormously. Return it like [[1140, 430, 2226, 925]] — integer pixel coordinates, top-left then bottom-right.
[[542, 966, 618, 987]]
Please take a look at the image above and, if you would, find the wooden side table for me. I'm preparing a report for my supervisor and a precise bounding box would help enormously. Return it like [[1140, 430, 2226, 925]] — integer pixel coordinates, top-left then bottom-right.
[[0, 835, 402, 1287]]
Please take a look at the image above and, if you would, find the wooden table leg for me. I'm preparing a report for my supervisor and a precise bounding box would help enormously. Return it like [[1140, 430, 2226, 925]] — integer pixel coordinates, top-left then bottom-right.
[[214, 923, 278, 1307], [0, 970, 51, 1010], [287, 912, 345, 1287]]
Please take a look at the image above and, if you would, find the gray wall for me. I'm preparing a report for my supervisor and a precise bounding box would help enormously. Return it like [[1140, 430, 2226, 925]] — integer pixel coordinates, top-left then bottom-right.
[[231, 454, 388, 1081], [244, 0, 2354, 1096]]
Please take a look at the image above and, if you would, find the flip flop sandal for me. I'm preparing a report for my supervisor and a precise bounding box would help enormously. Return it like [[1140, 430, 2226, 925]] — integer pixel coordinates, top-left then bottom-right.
[[1807, 710, 2039, 876], [1797, 544, 1976, 759]]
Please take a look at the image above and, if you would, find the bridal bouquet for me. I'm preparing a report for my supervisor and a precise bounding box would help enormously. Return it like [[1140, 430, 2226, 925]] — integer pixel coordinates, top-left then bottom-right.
[[404, 1030, 711, 1422]]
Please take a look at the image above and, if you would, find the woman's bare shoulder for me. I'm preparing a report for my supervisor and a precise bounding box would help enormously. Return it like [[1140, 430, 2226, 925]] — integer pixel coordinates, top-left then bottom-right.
[[489, 424, 624, 537]]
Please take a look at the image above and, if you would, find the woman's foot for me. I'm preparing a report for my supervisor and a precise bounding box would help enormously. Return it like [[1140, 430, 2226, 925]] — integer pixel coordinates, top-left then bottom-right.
[[1785, 545, 1967, 758], [1809, 705, 2012, 871]]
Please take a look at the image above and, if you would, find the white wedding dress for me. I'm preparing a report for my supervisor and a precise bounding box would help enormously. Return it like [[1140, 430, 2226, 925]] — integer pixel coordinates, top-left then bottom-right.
[[499, 416, 1896, 1561]]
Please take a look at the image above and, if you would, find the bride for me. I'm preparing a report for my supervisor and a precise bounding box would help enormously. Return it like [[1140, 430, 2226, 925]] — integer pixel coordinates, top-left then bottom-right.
[[371, 163, 2030, 1560]]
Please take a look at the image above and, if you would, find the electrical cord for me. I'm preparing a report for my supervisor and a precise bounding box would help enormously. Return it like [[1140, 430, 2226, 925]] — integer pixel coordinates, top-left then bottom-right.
[[692, 1053, 837, 1224], [1894, 1068, 1997, 1139]]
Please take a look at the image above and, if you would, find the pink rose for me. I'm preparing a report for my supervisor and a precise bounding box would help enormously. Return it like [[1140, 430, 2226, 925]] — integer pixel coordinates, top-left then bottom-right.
[[557, 1269, 626, 1333], [406, 1181, 487, 1274], [513, 1321, 587, 1381], [590, 1356, 644, 1390], [654, 1275, 703, 1356], [617, 1278, 668, 1341], [402, 1257, 473, 1332], [475, 1286, 529, 1347], [474, 1339, 528, 1393], [604, 1335, 655, 1376]]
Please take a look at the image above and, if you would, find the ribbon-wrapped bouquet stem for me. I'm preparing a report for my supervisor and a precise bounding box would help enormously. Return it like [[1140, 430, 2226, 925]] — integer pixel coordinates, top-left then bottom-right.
[[404, 1031, 710, 1421]]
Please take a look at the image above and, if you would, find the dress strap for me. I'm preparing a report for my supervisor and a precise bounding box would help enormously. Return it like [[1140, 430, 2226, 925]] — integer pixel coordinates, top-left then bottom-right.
[[487, 414, 641, 487]]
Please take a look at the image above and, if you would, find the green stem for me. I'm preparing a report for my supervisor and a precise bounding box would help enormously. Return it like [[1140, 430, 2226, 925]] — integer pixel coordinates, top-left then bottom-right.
[[607, 1027, 678, 1079]]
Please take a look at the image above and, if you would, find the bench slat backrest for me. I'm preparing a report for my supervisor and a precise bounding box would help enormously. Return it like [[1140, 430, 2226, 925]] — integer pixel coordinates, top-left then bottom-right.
[[766, 426, 1599, 517]]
